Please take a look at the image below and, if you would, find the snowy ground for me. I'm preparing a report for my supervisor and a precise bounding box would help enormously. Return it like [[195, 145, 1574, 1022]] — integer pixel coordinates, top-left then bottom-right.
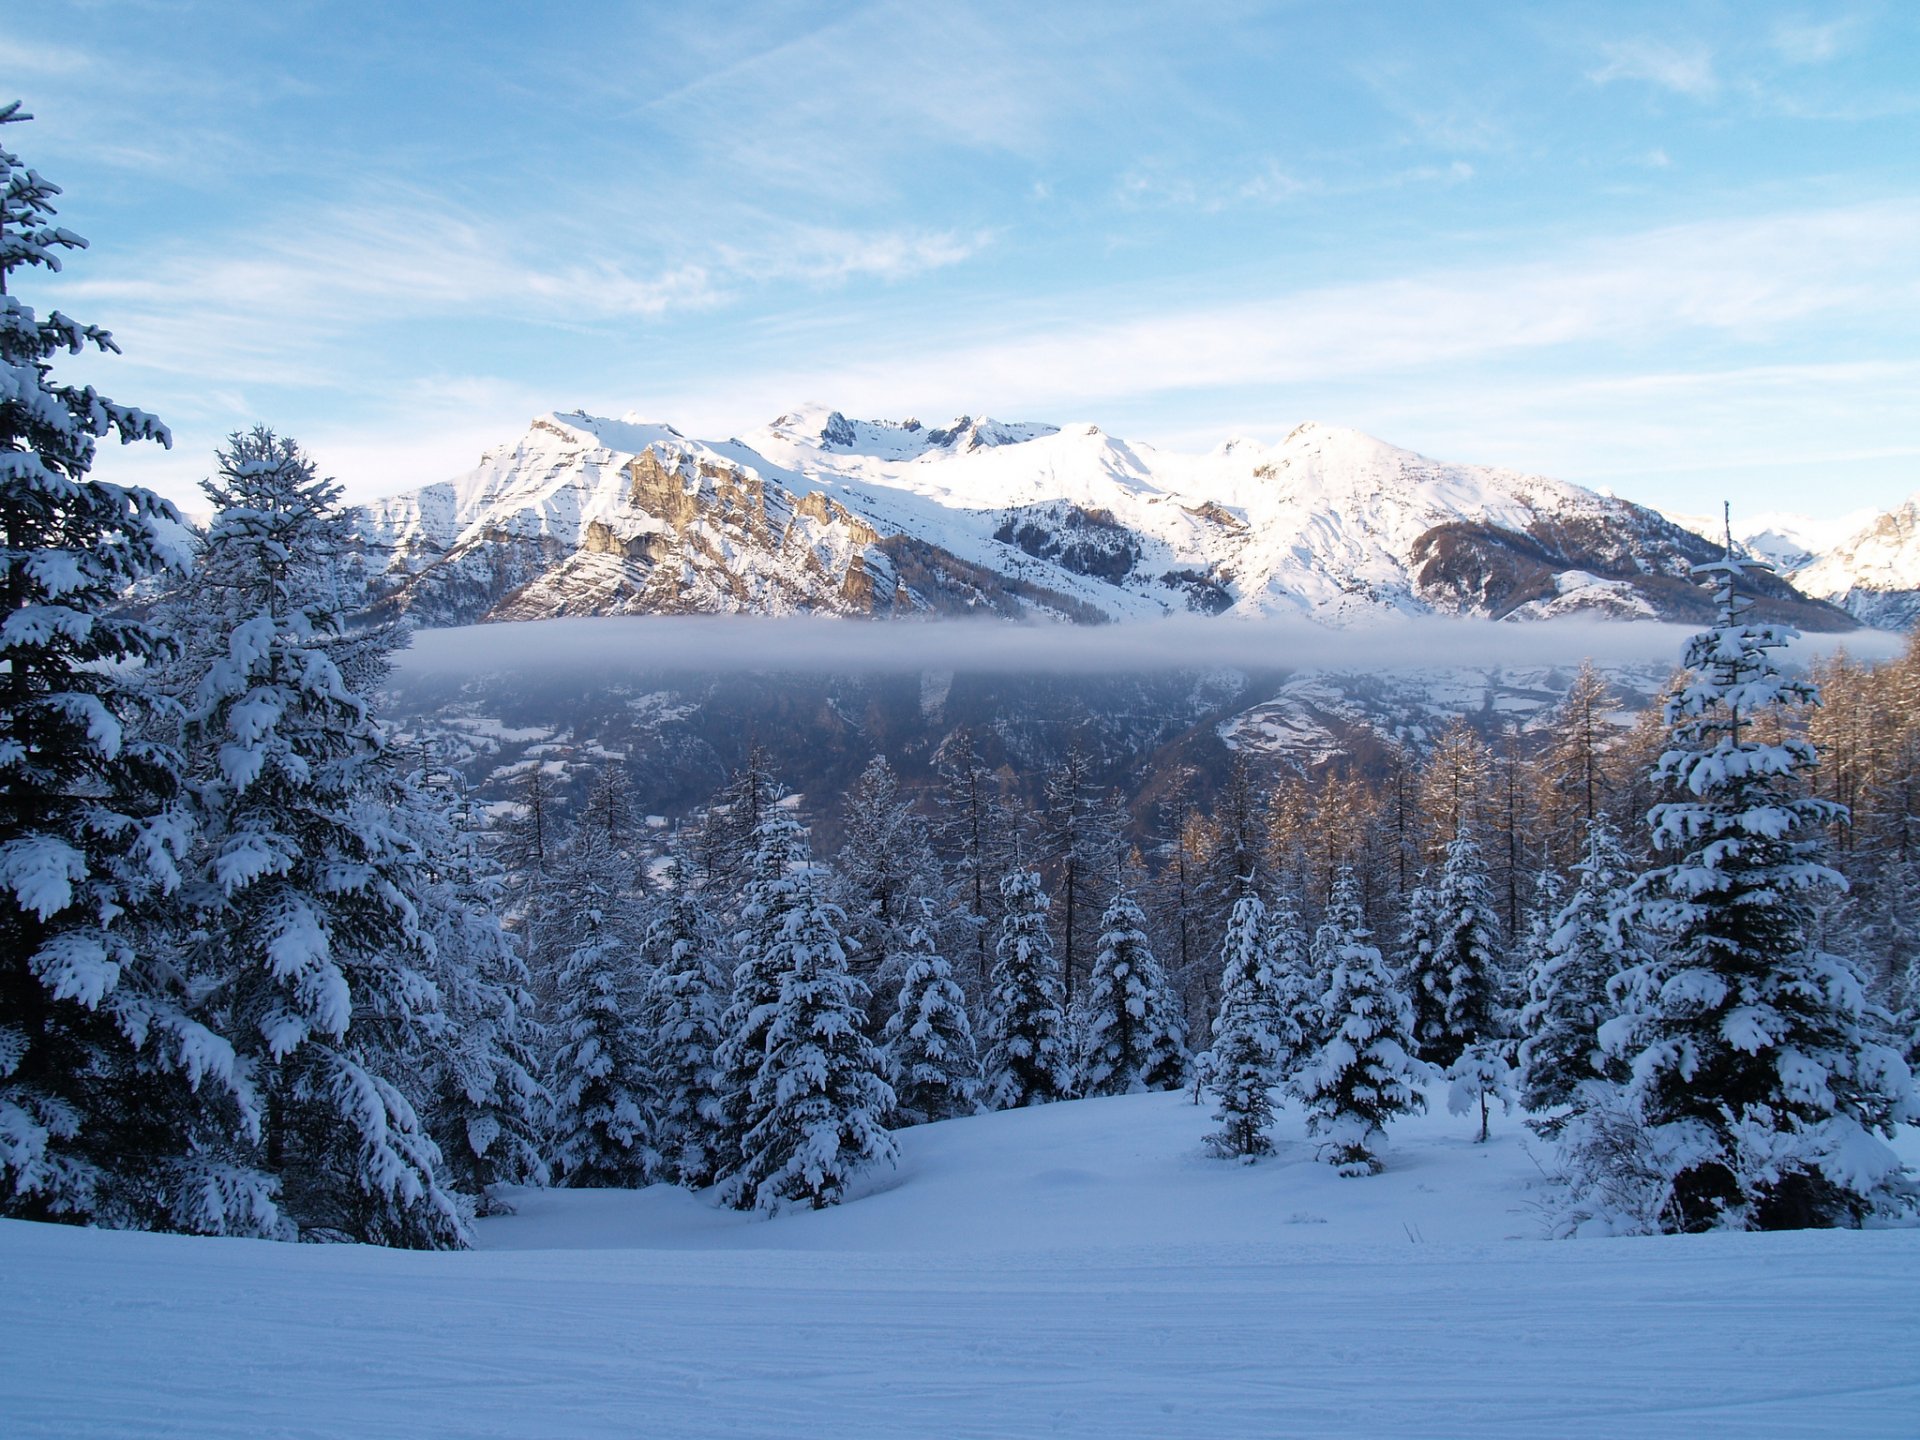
[[6, 1091, 1919, 1439]]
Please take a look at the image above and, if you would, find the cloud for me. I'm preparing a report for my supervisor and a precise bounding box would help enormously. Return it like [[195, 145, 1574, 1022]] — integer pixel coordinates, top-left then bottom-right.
[[1590, 39, 1719, 99], [1769, 17, 1856, 65], [392, 614, 1899, 684], [705, 201, 1920, 421], [0, 38, 95, 77], [60, 188, 985, 393]]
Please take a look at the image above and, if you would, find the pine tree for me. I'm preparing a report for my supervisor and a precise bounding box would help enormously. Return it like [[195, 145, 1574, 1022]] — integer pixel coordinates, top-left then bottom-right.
[[881, 913, 981, 1125], [1079, 891, 1186, 1097], [1517, 817, 1636, 1133], [1600, 547, 1917, 1231], [933, 727, 1001, 996], [1198, 750, 1267, 960], [981, 869, 1072, 1109], [1041, 743, 1101, 1007], [0, 104, 257, 1233], [1296, 903, 1425, 1176], [544, 823, 653, 1188], [177, 429, 464, 1247], [1205, 894, 1281, 1160], [637, 874, 729, 1188], [729, 861, 896, 1213]]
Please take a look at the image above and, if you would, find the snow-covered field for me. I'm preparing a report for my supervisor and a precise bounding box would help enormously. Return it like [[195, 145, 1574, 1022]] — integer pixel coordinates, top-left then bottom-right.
[[6, 1091, 1918, 1438]]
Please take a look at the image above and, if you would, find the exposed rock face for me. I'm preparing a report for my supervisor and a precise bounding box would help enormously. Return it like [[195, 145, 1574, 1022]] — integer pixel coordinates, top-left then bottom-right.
[[353, 408, 1857, 632], [1787, 499, 1920, 631]]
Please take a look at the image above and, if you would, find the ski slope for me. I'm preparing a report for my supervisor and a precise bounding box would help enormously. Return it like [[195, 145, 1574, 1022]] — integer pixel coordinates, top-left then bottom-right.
[[5, 1089, 1918, 1439]]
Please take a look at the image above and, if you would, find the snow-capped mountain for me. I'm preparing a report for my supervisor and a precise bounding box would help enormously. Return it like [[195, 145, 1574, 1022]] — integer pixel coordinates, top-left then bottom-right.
[[1663, 498, 1920, 630], [1785, 495, 1920, 630], [359, 407, 1850, 630]]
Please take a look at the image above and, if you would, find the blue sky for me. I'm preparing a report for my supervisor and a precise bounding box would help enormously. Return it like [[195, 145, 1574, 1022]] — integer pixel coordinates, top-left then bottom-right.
[[12, 1, 1920, 519]]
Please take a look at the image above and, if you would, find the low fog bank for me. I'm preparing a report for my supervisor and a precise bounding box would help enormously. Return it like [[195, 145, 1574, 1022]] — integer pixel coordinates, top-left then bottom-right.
[[394, 614, 1903, 680]]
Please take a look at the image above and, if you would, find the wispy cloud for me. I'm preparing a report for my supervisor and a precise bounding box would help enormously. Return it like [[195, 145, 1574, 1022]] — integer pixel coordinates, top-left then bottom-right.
[[1115, 156, 1472, 213], [707, 201, 1920, 420], [1590, 39, 1720, 99], [1769, 16, 1858, 65], [63, 190, 985, 390]]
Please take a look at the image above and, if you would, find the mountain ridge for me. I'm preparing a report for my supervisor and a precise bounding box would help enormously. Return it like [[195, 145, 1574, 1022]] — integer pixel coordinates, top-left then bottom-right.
[[355, 407, 1855, 633]]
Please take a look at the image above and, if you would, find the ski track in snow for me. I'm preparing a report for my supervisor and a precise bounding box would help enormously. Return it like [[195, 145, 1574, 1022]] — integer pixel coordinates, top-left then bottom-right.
[[5, 1090, 1918, 1439]]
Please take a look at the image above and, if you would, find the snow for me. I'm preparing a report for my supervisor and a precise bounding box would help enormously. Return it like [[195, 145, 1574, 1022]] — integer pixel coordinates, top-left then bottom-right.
[[6, 1088, 1919, 1437], [359, 404, 1733, 628]]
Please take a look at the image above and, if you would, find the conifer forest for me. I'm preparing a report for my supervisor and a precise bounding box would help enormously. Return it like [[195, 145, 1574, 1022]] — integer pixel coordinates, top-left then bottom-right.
[[7, 28, 1920, 1431]]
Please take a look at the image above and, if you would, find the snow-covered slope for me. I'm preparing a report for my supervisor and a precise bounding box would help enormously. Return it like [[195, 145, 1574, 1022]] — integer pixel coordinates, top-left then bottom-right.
[[1662, 501, 1920, 629], [7, 1088, 1918, 1438], [1785, 495, 1920, 631], [359, 408, 1851, 630]]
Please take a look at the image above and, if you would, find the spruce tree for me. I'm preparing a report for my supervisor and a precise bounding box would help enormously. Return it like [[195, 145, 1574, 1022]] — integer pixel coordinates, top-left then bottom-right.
[[713, 796, 813, 1199], [1296, 902, 1425, 1176], [837, 753, 941, 1016], [1205, 894, 1281, 1160], [0, 104, 257, 1233], [1304, 867, 1367, 1057], [411, 767, 550, 1208], [178, 429, 464, 1246], [1262, 891, 1316, 1084], [1079, 891, 1186, 1097], [981, 868, 1072, 1109], [544, 824, 653, 1188], [637, 874, 729, 1188], [1517, 817, 1636, 1134], [1405, 828, 1503, 1069], [1602, 548, 1917, 1230], [729, 861, 896, 1213], [881, 914, 981, 1125]]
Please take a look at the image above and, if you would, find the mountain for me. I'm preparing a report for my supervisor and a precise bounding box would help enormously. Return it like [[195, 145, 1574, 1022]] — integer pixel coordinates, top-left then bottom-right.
[[1660, 501, 1920, 631], [1781, 497, 1920, 632], [357, 407, 1852, 631]]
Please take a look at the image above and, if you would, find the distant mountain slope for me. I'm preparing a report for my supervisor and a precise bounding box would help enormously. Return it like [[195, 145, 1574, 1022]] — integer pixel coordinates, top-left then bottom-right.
[[358, 407, 1853, 631], [1784, 496, 1920, 631], [1663, 500, 1920, 631]]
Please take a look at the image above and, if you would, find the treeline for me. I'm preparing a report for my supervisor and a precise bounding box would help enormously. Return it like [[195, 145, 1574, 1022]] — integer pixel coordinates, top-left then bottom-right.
[[4, 106, 1914, 1247]]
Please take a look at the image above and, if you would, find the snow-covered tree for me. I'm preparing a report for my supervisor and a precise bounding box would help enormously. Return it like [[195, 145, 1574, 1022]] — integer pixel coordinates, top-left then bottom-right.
[[728, 860, 896, 1213], [836, 753, 941, 1013], [1404, 828, 1503, 1069], [981, 869, 1072, 1109], [690, 748, 780, 905], [0, 105, 256, 1233], [1594, 550, 1917, 1231], [178, 428, 464, 1246], [713, 796, 813, 1197], [1205, 894, 1281, 1160], [410, 767, 549, 1208], [543, 824, 653, 1189], [637, 874, 730, 1188], [1262, 891, 1316, 1083], [1296, 903, 1425, 1176], [1517, 817, 1636, 1133], [1079, 891, 1186, 1097], [1304, 868, 1367, 1056], [881, 913, 980, 1126]]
